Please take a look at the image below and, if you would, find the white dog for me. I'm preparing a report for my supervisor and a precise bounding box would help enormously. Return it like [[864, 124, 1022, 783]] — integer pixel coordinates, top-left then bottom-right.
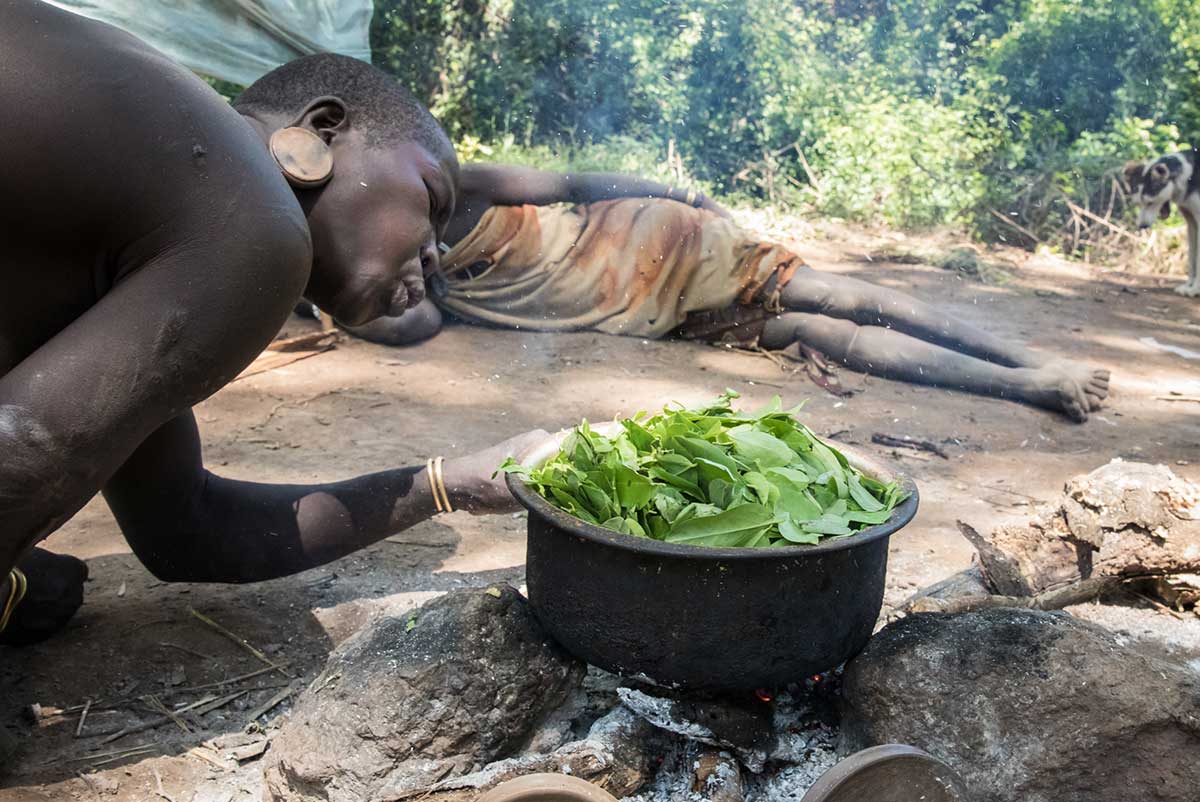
[[1125, 150, 1200, 297]]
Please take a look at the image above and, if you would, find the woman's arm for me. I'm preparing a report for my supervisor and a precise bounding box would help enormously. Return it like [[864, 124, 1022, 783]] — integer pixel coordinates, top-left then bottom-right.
[[103, 413, 545, 583]]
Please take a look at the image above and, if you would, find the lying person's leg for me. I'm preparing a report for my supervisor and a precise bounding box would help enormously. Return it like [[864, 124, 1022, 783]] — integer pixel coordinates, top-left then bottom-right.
[[779, 268, 1109, 409], [761, 313, 1098, 422], [781, 267, 1041, 364]]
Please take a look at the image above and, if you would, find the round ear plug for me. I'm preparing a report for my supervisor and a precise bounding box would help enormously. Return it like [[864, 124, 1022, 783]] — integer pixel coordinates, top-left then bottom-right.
[[269, 127, 333, 189]]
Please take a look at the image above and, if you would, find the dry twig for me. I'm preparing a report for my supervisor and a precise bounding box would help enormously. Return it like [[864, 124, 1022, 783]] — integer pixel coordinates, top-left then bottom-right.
[[188, 607, 290, 678], [157, 641, 213, 660], [74, 699, 92, 738], [871, 433, 950, 459], [146, 695, 192, 735], [245, 683, 298, 725], [98, 694, 234, 745]]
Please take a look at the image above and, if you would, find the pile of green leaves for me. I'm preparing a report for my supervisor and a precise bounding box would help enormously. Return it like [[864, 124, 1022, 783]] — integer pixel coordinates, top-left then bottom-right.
[[500, 392, 906, 548]]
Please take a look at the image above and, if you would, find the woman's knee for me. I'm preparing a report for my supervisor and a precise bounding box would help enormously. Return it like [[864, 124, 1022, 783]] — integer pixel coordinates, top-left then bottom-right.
[[762, 312, 859, 358], [782, 270, 861, 316]]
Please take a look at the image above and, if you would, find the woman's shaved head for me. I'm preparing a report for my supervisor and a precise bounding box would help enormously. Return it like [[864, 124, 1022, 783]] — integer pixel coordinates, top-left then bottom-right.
[[234, 53, 453, 162]]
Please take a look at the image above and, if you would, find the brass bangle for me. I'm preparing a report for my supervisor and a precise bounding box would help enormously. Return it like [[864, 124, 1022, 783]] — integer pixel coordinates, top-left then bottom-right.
[[432, 456, 451, 513], [434, 456, 454, 514], [686, 189, 698, 207], [0, 568, 28, 635], [427, 457, 453, 514]]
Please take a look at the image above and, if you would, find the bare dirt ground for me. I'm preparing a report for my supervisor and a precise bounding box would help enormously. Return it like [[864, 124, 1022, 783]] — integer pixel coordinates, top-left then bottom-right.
[[2, 218, 1199, 801]]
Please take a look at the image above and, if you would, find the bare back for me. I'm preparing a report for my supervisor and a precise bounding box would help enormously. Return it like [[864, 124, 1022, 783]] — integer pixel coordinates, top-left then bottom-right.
[[0, 0, 307, 372], [0, 0, 310, 567]]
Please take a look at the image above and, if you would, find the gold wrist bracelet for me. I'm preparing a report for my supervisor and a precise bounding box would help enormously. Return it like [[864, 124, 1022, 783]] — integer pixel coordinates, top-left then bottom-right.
[[426, 457, 453, 514], [0, 568, 28, 635]]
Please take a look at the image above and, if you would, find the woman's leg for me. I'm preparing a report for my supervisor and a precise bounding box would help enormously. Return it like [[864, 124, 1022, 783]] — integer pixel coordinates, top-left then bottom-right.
[[761, 313, 1100, 422], [778, 268, 1109, 408], [782, 268, 1043, 366]]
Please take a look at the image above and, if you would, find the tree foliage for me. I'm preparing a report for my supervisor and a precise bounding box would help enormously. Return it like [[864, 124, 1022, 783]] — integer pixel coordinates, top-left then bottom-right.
[[371, 0, 1200, 243]]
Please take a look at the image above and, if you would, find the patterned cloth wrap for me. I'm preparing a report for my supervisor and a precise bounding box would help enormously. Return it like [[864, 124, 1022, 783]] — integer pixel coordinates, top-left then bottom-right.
[[433, 198, 804, 345]]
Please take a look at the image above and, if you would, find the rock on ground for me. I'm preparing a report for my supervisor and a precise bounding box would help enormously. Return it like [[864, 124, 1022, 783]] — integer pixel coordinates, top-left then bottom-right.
[[841, 608, 1200, 802], [263, 585, 585, 802], [967, 460, 1200, 597]]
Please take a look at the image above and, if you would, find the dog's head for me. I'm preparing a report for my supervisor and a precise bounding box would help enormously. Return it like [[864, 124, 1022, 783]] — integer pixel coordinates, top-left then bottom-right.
[[1124, 155, 1189, 229]]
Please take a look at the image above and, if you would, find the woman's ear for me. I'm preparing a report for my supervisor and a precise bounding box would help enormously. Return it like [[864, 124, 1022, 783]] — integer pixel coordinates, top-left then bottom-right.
[[292, 96, 349, 145], [269, 126, 333, 189], [268, 96, 346, 190]]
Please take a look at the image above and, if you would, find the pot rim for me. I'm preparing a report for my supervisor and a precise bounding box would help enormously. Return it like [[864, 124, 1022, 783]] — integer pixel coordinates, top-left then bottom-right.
[[506, 423, 920, 561]]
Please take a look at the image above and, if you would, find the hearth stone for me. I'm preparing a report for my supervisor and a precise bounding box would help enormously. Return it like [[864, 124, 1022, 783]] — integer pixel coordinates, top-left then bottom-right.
[[841, 608, 1200, 802], [263, 585, 585, 802]]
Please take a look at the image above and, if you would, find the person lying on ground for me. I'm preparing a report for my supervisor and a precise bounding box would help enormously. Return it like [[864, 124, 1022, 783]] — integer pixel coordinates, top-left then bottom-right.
[[0, 3, 543, 646], [335, 163, 1111, 422]]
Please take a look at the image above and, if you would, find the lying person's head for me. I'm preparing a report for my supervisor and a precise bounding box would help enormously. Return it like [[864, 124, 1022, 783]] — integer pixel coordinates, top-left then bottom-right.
[[234, 54, 458, 326]]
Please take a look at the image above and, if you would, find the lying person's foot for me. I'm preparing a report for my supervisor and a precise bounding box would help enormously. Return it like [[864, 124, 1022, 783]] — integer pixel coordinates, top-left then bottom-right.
[[0, 548, 88, 646], [1046, 360, 1111, 412], [1023, 366, 1092, 422]]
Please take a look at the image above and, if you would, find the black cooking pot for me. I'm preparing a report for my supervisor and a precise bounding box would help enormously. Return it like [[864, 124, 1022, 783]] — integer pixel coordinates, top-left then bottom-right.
[[507, 433, 919, 692]]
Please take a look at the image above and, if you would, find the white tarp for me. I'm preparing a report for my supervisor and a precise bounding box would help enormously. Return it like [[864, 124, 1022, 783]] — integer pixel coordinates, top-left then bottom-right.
[[48, 0, 373, 87]]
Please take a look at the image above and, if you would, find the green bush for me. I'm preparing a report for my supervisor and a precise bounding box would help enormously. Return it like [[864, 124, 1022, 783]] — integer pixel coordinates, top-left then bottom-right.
[[366, 0, 1200, 251]]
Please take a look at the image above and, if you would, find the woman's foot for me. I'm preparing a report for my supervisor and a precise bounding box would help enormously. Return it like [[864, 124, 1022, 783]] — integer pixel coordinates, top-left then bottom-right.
[[1021, 361, 1111, 422], [1022, 366, 1093, 422], [1, 548, 88, 646], [1045, 360, 1111, 411]]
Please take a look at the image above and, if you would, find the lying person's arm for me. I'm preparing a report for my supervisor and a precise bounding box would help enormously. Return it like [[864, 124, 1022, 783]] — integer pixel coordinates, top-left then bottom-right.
[[460, 164, 732, 218], [103, 412, 543, 583]]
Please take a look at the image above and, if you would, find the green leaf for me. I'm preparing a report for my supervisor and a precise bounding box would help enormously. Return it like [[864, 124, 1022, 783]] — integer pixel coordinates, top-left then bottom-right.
[[655, 452, 695, 474], [614, 463, 656, 509], [654, 490, 686, 523], [648, 465, 705, 498], [802, 513, 854, 536], [672, 436, 740, 475], [493, 457, 527, 478], [694, 457, 739, 484], [665, 503, 780, 547], [727, 426, 797, 468], [621, 418, 656, 452], [708, 478, 737, 509], [779, 517, 822, 544], [601, 516, 630, 534], [847, 473, 885, 513], [742, 471, 778, 506]]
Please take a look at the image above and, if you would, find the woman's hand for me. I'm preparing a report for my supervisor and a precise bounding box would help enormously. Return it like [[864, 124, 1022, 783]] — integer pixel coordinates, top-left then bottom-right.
[[441, 429, 551, 514]]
